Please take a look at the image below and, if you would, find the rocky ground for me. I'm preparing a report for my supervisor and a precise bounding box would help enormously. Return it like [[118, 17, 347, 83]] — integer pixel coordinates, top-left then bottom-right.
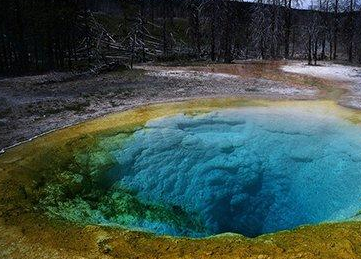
[[0, 60, 321, 151]]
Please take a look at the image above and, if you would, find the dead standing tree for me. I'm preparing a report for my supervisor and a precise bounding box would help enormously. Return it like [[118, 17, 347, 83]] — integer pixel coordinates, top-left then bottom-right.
[[203, 0, 236, 62], [219, 0, 238, 63], [251, 0, 283, 59], [317, 0, 328, 60], [251, 0, 272, 59], [323, 0, 334, 59], [284, 0, 293, 59], [345, 0, 355, 62], [122, 9, 163, 68], [184, 0, 237, 63], [186, 0, 204, 58], [332, 0, 339, 59], [269, 0, 284, 59], [303, 11, 323, 65], [356, 8, 361, 63], [203, 0, 221, 61]]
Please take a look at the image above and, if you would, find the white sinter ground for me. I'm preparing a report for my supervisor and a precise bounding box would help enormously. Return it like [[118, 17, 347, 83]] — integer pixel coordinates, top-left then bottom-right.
[[282, 62, 361, 110], [146, 69, 240, 80], [141, 66, 318, 97], [281, 62, 361, 82]]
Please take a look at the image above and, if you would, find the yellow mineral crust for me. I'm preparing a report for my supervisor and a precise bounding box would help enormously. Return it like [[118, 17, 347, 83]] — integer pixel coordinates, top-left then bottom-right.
[[1, 98, 361, 259]]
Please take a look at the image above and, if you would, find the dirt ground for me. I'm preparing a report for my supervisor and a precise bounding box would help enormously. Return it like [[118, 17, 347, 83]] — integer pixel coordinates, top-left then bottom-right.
[[0, 60, 325, 151]]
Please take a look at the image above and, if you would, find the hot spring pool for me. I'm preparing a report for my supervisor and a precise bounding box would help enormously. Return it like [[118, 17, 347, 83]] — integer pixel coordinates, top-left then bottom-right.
[[100, 106, 361, 237], [9, 100, 361, 239]]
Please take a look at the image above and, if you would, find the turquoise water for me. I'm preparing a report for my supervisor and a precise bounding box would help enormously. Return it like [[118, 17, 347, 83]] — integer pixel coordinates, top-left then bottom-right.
[[106, 107, 361, 237]]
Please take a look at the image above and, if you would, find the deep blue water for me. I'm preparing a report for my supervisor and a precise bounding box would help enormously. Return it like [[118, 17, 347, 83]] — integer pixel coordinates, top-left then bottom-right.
[[110, 107, 361, 237]]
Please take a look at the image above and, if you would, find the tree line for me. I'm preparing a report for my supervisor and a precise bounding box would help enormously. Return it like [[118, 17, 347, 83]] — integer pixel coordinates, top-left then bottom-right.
[[1, 0, 360, 75], [0, 0, 91, 75]]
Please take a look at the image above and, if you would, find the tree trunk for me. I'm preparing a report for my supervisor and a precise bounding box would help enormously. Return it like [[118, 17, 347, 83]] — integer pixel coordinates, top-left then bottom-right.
[[313, 38, 318, 65], [321, 38, 325, 60], [284, 0, 292, 59], [210, 17, 216, 61], [308, 35, 312, 65], [332, 0, 338, 60], [348, 0, 354, 62], [162, 0, 167, 55], [270, 0, 276, 59]]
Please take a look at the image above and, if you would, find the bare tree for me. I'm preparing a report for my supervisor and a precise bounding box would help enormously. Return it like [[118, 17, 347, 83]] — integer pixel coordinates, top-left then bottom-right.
[[203, 0, 221, 61], [356, 4, 361, 63], [303, 10, 323, 65], [332, 0, 339, 59], [284, 0, 293, 59], [251, 0, 271, 59], [186, 0, 203, 58], [220, 0, 236, 62], [251, 0, 283, 59], [346, 0, 355, 62]]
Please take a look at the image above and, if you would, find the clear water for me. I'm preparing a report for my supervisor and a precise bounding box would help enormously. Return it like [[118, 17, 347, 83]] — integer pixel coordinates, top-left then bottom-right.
[[108, 107, 361, 237]]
